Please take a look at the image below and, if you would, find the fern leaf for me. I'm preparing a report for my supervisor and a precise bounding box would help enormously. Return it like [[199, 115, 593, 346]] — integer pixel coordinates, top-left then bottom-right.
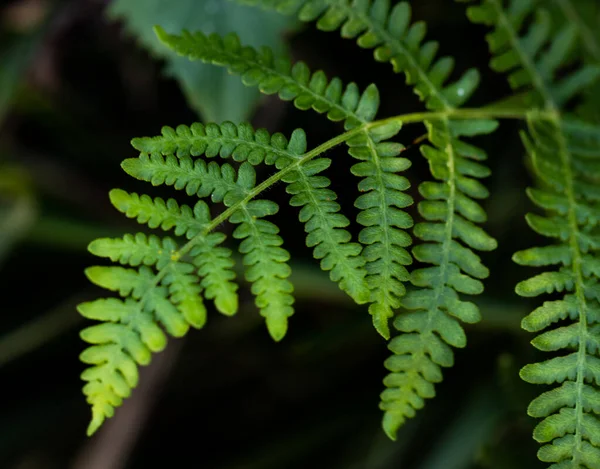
[[109, 189, 206, 238], [237, 0, 481, 111], [130, 121, 302, 164], [230, 200, 294, 340], [238, 0, 498, 432], [80, 124, 317, 434], [153, 26, 379, 126], [460, 0, 600, 464], [150, 33, 411, 335], [514, 117, 600, 467], [281, 157, 369, 304], [109, 190, 238, 315], [462, 0, 600, 109], [349, 122, 413, 336], [79, 260, 201, 435], [380, 117, 497, 439]]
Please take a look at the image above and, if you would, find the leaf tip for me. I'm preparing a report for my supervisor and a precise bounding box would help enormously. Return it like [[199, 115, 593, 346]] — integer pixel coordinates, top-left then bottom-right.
[[153, 25, 168, 43]]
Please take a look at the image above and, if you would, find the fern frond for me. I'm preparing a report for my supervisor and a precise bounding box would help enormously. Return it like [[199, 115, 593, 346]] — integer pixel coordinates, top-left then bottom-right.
[[349, 121, 413, 335], [514, 115, 600, 468], [130, 121, 303, 164], [235, 0, 498, 431], [461, 0, 600, 109], [459, 0, 600, 464], [155, 28, 415, 337], [80, 124, 320, 434], [380, 117, 498, 439], [80, 242, 205, 435], [130, 120, 374, 305], [121, 152, 294, 338], [552, 0, 600, 63], [154, 26, 379, 126], [236, 0, 481, 111], [282, 157, 370, 304]]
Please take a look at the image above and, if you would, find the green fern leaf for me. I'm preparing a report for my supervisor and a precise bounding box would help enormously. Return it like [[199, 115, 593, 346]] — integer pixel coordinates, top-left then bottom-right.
[[79, 261, 201, 435], [514, 117, 600, 467], [460, 0, 600, 464], [154, 29, 414, 336], [80, 123, 320, 434], [380, 117, 497, 439], [237, 0, 482, 111], [240, 0, 498, 434], [461, 0, 600, 109], [153, 26, 378, 126]]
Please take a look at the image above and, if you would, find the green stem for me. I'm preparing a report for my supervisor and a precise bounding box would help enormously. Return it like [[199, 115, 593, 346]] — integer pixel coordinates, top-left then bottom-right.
[[423, 118, 457, 333], [553, 114, 589, 465]]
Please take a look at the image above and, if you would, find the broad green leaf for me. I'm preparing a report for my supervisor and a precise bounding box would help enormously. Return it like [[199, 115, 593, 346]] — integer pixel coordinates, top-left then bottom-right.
[[107, 0, 295, 121]]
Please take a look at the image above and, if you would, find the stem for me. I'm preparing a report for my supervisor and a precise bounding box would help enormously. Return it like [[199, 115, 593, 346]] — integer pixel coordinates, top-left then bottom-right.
[[552, 114, 589, 465]]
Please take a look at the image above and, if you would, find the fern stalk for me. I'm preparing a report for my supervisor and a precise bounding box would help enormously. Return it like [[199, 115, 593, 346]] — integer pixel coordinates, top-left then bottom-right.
[[552, 116, 594, 467]]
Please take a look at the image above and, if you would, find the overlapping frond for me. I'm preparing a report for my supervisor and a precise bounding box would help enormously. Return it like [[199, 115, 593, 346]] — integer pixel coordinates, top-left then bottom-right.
[[236, 0, 498, 432], [461, 0, 600, 109], [460, 0, 600, 465], [260, 0, 502, 437], [551, 0, 600, 63], [79, 123, 311, 434], [237, 0, 481, 111], [154, 26, 378, 126], [514, 115, 600, 469], [155, 26, 415, 337]]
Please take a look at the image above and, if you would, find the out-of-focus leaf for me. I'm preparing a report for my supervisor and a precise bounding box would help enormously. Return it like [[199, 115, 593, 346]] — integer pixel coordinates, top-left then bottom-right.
[[551, 0, 600, 62], [107, 0, 294, 122], [0, 166, 36, 264], [417, 387, 503, 469], [0, 294, 84, 367], [0, 30, 42, 124]]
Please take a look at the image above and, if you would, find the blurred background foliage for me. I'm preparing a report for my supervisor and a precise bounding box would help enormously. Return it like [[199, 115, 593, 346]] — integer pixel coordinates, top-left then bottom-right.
[[1, 0, 598, 468]]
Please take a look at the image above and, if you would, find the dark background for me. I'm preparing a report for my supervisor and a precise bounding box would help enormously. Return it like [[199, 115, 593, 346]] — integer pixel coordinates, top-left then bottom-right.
[[2, 0, 593, 467]]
